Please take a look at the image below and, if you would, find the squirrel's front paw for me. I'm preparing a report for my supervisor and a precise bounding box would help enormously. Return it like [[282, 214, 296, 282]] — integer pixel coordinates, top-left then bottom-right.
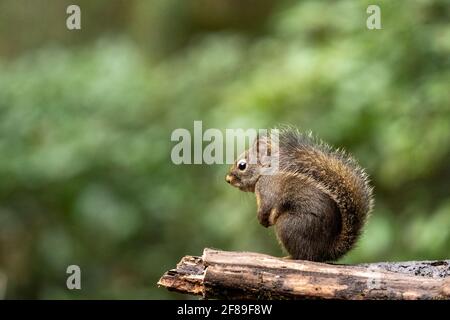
[[258, 208, 279, 227], [257, 212, 271, 228]]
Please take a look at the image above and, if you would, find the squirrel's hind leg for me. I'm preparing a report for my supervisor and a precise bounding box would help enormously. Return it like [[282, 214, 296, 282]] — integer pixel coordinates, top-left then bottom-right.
[[275, 213, 334, 262], [275, 213, 313, 261]]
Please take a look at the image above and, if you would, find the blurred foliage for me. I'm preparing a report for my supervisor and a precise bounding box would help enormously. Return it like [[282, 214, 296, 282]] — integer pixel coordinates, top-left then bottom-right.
[[0, 0, 449, 299]]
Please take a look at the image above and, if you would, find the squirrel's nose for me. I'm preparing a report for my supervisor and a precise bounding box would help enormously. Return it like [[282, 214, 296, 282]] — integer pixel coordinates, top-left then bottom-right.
[[225, 175, 232, 184]]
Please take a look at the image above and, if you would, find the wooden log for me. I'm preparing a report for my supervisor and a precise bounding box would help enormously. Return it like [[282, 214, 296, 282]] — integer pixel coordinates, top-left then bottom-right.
[[157, 248, 450, 300]]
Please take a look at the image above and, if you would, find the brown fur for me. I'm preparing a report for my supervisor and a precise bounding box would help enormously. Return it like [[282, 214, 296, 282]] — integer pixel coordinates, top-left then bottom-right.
[[226, 128, 374, 262]]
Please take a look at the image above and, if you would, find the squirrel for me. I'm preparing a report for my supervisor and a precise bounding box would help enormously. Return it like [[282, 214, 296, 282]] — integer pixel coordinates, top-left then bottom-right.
[[225, 127, 374, 262]]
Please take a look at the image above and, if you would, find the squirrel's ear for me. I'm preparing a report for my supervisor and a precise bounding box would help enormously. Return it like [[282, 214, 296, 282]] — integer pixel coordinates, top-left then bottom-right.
[[256, 135, 271, 155], [255, 135, 272, 166]]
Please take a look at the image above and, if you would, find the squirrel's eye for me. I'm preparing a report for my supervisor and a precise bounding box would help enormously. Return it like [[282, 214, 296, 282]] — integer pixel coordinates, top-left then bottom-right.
[[238, 160, 247, 171]]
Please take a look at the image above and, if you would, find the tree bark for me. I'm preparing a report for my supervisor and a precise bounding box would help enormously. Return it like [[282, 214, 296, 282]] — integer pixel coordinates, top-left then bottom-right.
[[158, 248, 450, 300]]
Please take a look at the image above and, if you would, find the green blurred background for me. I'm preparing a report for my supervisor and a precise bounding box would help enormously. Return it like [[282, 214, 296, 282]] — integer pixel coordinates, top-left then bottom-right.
[[0, 0, 449, 299]]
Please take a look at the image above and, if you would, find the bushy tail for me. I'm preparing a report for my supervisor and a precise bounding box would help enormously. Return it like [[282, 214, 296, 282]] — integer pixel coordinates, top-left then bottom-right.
[[277, 128, 374, 258]]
